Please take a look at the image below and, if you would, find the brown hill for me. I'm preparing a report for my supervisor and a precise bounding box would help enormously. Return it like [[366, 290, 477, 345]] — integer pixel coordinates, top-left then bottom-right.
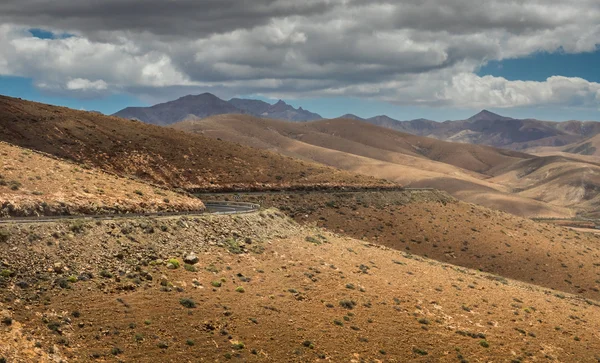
[[174, 114, 577, 218], [177, 115, 531, 174], [562, 133, 600, 156], [2, 205, 600, 362], [0, 95, 388, 192], [486, 154, 600, 217], [222, 190, 600, 301], [0, 141, 204, 217]]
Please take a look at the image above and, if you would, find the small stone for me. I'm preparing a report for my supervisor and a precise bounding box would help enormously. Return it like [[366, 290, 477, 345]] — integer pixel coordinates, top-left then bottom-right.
[[166, 263, 176, 269], [183, 253, 199, 265]]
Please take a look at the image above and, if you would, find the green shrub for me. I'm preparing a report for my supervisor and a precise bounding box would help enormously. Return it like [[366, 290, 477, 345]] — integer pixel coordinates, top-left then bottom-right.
[[223, 238, 244, 254], [231, 341, 245, 350], [235, 286, 245, 293], [9, 181, 21, 190], [302, 340, 314, 349], [0, 229, 9, 243], [418, 318, 430, 325], [69, 220, 86, 234], [111, 347, 123, 355], [339, 300, 357, 309], [167, 258, 180, 269], [413, 348, 428, 355], [184, 264, 197, 272], [305, 236, 320, 245], [180, 298, 196, 308], [99, 270, 113, 278]]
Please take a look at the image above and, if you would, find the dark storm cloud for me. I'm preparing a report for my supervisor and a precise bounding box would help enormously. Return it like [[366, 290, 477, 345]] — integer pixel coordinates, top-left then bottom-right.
[[0, 0, 335, 38]]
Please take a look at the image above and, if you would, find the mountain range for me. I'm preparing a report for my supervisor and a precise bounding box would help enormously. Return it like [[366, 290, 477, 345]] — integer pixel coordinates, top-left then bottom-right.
[[114, 93, 600, 152], [113, 93, 322, 125]]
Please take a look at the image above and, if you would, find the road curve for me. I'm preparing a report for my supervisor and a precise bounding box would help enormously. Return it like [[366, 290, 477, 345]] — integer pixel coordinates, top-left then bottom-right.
[[0, 201, 260, 225]]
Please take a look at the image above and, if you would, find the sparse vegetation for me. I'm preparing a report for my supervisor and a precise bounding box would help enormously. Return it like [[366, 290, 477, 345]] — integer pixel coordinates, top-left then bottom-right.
[[184, 264, 197, 272], [167, 258, 180, 269], [180, 298, 196, 308], [339, 299, 357, 309]]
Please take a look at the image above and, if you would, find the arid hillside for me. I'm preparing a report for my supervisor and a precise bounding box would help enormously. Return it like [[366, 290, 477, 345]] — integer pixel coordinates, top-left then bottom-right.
[[2, 207, 600, 362], [176, 115, 530, 174], [175, 114, 586, 218], [0, 141, 204, 216], [556, 133, 600, 157], [0, 95, 389, 192], [209, 190, 600, 301]]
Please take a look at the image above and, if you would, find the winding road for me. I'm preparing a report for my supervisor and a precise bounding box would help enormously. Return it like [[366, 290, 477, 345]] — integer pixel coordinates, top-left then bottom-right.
[[0, 201, 260, 225]]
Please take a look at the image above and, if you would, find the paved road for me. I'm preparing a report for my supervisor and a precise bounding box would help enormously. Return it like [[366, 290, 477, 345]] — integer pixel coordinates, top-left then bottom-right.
[[0, 201, 260, 225]]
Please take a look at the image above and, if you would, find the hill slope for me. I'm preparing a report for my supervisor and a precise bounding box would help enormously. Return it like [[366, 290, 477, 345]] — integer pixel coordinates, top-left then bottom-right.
[[174, 114, 578, 218], [0, 95, 388, 192], [0, 141, 204, 217], [2, 207, 600, 362]]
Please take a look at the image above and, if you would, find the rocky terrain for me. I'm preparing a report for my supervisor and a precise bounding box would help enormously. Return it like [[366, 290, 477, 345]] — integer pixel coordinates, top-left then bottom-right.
[[2, 207, 600, 362], [0, 141, 204, 217], [208, 190, 600, 301]]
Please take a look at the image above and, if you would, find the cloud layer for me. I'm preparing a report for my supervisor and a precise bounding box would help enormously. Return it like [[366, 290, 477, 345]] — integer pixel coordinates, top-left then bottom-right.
[[0, 0, 599, 108]]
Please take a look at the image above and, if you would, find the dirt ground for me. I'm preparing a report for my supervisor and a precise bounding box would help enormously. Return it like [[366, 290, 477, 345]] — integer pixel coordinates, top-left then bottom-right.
[[2, 209, 600, 362], [208, 190, 600, 301]]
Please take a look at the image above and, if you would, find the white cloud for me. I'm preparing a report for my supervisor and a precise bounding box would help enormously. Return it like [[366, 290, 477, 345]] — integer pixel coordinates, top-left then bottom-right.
[[0, 0, 598, 110], [66, 78, 107, 90], [436, 74, 600, 108]]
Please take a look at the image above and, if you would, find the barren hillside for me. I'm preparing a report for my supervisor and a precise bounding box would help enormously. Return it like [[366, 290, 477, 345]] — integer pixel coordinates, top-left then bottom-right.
[[0, 141, 204, 217], [211, 190, 600, 301], [175, 115, 578, 218], [0, 96, 389, 192], [2, 207, 600, 362]]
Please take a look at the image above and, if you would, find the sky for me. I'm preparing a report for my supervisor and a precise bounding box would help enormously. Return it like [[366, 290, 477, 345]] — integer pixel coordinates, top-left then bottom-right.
[[0, 0, 599, 121]]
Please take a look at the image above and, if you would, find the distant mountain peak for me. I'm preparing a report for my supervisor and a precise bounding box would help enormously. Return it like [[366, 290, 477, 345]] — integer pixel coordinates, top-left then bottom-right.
[[468, 109, 511, 122], [180, 92, 216, 99], [340, 114, 364, 120], [114, 93, 322, 124]]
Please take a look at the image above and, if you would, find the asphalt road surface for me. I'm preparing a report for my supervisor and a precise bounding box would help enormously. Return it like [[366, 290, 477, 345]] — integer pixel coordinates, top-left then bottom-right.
[[0, 201, 260, 225]]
